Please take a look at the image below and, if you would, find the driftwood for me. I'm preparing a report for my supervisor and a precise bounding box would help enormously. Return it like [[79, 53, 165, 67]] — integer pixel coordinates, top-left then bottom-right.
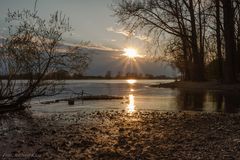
[[0, 95, 123, 113], [40, 95, 124, 105]]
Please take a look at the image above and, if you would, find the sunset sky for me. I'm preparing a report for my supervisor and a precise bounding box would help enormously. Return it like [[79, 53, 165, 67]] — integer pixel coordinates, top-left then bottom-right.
[[0, 0, 147, 51], [0, 0, 175, 76]]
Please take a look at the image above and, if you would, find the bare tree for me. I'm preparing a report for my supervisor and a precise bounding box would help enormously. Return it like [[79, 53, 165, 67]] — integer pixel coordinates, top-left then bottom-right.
[[112, 0, 212, 81], [0, 9, 90, 111]]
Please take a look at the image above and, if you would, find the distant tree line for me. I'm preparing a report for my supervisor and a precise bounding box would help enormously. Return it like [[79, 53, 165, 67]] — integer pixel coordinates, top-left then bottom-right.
[[106, 70, 172, 79], [113, 0, 240, 83], [1, 70, 173, 80]]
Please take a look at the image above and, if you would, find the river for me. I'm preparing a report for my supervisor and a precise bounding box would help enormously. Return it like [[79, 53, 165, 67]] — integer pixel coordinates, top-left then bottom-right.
[[31, 79, 240, 113]]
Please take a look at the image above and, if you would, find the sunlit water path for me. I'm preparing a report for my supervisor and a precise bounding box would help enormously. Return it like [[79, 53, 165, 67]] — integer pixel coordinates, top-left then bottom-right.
[[31, 80, 240, 113]]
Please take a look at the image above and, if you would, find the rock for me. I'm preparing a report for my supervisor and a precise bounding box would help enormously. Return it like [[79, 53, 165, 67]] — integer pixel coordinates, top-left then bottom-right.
[[119, 128, 125, 132], [118, 136, 128, 145], [68, 99, 75, 105]]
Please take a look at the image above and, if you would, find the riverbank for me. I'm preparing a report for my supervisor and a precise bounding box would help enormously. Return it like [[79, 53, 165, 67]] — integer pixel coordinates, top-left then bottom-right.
[[1, 110, 240, 159], [151, 81, 240, 91]]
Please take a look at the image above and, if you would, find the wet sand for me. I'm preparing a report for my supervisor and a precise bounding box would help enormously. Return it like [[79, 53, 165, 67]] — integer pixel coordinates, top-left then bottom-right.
[[1, 110, 240, 159]]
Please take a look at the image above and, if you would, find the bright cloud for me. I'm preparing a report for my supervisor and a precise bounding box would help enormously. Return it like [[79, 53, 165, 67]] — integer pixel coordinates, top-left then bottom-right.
[[106, 27, 131, 37], [106, 26, 151, 42]]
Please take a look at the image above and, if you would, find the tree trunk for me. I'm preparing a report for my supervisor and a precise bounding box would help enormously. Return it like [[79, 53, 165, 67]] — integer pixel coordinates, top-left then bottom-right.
[[222, 0, 237, 83], [237, 20, 240, 75], [189, 0, 205, 81], [175, 0, 191, 81], [182, 40, 191, 81], [236, 3, 240, 78], [215, 0, 223, 81]]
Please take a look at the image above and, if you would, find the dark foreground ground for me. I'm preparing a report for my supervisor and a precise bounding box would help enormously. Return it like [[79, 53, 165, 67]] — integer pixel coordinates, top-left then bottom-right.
[[1, 110, 240, 160]]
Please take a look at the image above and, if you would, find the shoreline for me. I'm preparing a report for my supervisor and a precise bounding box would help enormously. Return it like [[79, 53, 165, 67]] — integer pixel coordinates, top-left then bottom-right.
[[1, 110, 240, 159], [150, 81, 240, 91]]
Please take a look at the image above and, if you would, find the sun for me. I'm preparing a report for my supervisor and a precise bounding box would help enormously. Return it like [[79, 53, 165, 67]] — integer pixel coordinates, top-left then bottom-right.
[[123, 48, 141, 59]]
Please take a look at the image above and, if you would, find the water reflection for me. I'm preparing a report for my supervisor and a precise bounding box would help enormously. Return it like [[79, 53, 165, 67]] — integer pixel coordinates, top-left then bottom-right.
[[127, 79, 137, 84], [127, 94, 135, 113], [126, 79, 136, 112], [176, 90, 206, 111], [33, 80, 240, 113], [176, 89, 240, 113], [210, 92, 240, 113]]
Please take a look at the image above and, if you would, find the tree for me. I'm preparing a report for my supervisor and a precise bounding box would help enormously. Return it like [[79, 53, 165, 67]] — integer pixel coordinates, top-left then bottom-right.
[[105, 70, 112, 79], [116, 71, 123, 78], [215, 0, 223, 81], [222, 0, 237, 83], [113, 0, 211, 81], [163, 37, 187, 79], [236, 1, 240, 75], [113, 0, 240, 83], [0, 9, 89, 111]]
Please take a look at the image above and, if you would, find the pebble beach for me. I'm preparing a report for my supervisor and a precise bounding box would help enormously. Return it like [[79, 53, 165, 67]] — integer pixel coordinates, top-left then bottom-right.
[[1, 110, 240, 160]]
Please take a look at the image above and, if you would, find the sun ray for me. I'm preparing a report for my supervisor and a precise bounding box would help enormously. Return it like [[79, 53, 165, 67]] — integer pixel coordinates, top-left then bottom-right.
[[132, 60, 144, 75], [118, 47, 145, 77]]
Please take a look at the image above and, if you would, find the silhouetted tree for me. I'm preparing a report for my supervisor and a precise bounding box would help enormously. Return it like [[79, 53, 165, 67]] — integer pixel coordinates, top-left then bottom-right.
[[113, 0, 240, 83], [215, 0, 223, 81], [113, 0, 212, 81], [116, 71, 123, 78], [222, 0, 237, 83], [105, 70, 112, 79], [0, 9, 89, 111]]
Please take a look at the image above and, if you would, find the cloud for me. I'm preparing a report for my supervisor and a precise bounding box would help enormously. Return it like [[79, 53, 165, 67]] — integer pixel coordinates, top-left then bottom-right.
[[106, 26, 151, 42], [135, 35, 151, 42], [61, 41, 121, 53], [106, 27, 131, 37], [84, 44, 121, 52]]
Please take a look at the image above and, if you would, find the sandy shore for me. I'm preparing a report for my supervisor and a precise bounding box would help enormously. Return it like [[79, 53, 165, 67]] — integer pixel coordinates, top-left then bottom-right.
[[1, 110, 240, 160]]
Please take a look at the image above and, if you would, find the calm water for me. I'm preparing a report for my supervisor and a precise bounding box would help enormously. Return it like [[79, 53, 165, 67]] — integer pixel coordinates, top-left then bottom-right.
[[31, 80, 240, 113]]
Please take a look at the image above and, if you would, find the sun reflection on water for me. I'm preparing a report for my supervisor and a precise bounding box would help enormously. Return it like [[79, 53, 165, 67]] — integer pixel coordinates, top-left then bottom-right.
[[126, 79, 137, 113], [127, 79, 137, 84], [128, 94, 135, 113]]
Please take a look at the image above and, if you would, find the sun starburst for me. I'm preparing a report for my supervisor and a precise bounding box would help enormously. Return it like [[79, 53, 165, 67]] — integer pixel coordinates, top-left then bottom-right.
[[123, 48, 142, 59]]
